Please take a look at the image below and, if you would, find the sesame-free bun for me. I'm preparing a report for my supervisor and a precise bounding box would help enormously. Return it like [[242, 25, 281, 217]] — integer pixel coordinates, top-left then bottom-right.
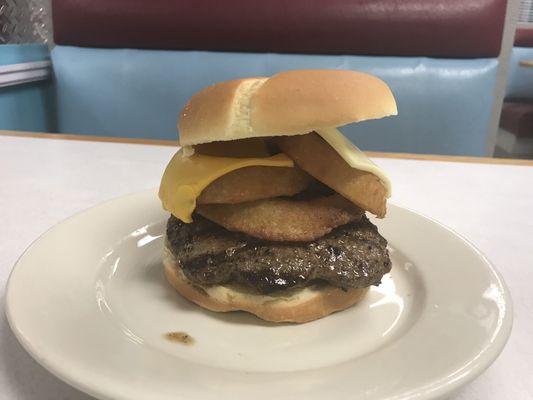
[[163, 244, 369, 324], [178, 70, 397, 146]]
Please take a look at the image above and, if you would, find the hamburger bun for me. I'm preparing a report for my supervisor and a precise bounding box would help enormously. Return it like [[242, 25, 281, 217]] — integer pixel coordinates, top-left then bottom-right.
[[163, 243, 369, 323], [178, 69, 397, 146]]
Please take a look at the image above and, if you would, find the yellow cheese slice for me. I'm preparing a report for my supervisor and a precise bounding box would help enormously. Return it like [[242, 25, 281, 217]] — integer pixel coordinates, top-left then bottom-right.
[[315, 127, 392, 197], [159, 151, 294, 222]]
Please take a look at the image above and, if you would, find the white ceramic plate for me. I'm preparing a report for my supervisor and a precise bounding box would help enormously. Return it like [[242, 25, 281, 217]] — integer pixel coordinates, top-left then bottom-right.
[[6, 190, 512, 400]]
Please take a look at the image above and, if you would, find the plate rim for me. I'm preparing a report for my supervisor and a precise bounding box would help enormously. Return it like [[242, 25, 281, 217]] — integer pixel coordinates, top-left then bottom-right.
[[5, 189, 514, 400]]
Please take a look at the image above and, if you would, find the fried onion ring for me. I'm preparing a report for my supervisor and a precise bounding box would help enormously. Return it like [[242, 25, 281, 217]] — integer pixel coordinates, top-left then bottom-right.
[[197, 166, 312, 204], [196, 194, 363, 241], [277, 133, 387, 217]]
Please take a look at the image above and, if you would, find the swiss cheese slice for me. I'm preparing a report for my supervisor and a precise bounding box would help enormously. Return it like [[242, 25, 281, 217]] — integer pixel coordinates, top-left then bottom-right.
[[159, 151, 294, 222]]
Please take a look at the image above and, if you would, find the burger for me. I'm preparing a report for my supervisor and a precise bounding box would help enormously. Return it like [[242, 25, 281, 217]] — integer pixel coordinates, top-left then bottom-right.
[[159, 70, 397, 323]]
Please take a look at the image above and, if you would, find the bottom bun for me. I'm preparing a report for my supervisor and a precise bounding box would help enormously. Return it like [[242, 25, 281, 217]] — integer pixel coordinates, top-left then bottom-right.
[[163, 248, 369, 323]]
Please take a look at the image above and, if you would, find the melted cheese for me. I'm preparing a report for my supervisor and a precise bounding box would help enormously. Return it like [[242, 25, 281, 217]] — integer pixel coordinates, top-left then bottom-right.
[[159, 151, 294, 222], [315, 127, 392, 197]]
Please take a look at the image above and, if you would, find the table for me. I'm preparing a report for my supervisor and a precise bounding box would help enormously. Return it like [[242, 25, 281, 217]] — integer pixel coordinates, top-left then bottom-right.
[[1, 131, 532, 400]]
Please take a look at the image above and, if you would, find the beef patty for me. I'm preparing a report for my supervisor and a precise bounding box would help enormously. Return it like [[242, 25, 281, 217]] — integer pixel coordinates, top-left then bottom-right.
[[166, 214, 391, 294]]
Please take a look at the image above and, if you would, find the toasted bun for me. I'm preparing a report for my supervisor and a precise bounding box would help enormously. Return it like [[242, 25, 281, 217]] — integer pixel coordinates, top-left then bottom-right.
[[163, 247, 369, 324], [178, 70, 397, 146]]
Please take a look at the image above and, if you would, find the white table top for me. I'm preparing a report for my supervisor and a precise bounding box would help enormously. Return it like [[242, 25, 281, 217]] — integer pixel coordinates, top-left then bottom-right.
[[1, 134, 532, 400]]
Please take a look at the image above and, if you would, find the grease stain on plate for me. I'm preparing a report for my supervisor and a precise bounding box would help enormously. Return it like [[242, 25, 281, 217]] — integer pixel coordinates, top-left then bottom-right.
[[165, 331, 195, 345]]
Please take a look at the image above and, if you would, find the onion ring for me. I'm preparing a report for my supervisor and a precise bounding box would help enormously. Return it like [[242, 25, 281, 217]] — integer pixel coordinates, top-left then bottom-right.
[[197, 166, 312, 204], [276, 133, 387, 217], [196, 194, 363, 241]]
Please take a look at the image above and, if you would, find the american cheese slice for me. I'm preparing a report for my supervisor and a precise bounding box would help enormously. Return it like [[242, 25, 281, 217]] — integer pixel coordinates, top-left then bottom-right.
[[159, 151, 294, 222], [315, 127, 392, 197]]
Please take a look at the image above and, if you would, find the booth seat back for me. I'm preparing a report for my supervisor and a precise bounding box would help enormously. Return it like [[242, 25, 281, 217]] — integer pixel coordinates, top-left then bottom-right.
[[51, 0, 506, 156], [0, 44, 54, 132], [505, 29, 533, 99]]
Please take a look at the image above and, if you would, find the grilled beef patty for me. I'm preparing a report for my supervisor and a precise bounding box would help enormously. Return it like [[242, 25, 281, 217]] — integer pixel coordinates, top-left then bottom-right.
[[166, 214, 391, 294]]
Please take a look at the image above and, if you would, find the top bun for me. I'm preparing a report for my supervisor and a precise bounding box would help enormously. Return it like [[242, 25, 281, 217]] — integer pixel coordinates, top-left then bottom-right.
[[178, 70, 397, 146]]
